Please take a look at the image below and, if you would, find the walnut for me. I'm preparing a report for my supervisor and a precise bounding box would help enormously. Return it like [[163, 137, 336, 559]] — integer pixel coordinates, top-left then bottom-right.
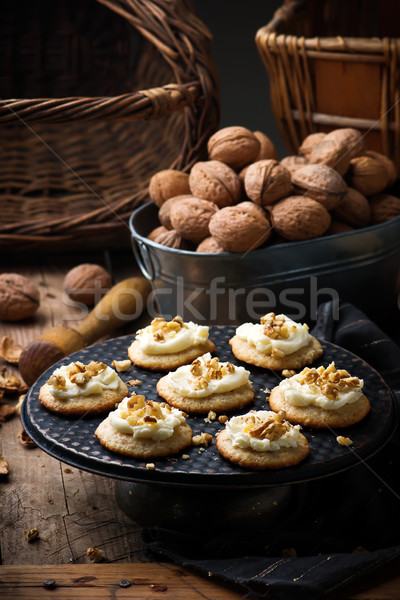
[[280, 155, 308, 175], [349, 155, 389, 195], [18, 429, 36, 448], [368, 193, 400, 224], [207, 126, 260, 169], [244, 160, 292, 206], [86, 547, 104, 563], [209, 204, 272, 252], [148, 225, 168, 241], [292, 164, 347, 210], [365, 150, 397, 187], [324, 128, 365, 160], [158, 195, 194, 229], [270, 196, 331, 241], [148, 169, 190, 207], [111, 359, 131, 372], [196, 236, 226, 253], [169, 197, 219, 242], [308, 138, 351, 176], [253, 130, 277, 160], [0, 454, 9, 475], [63, 264, 112, 306], [150, 228, 192, 250], [0, 336, 24, 364], [0, 273, 40, 322], [189, 161, 241, 207], [0, 366, 23, 392], [24, 528, 39, 542], [298, 132, 326, 159], [333, 187, 371, 228]]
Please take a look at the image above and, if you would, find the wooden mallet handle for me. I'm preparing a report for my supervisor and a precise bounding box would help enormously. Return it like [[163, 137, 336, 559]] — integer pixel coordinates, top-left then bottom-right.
[[19, 277, 151, 386]]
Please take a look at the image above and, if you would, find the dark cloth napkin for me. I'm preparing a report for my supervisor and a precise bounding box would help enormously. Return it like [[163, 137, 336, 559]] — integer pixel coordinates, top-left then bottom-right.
[[143, 301, 400, 599]]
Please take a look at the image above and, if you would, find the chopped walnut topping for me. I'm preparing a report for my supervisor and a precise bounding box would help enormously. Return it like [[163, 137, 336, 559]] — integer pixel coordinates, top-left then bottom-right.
[[24, 528, 39, 542], [336, 436, 353, 446], [48, 374, 66, 388], [70, 372, 90, 387], [189, 355, 235, 390], [295, 362, 361, 400], [150, 315, 187, 342], [86, 547, 104, 563], [122, 395, 174, 427], [246, 411, 290, 441], [190, 359, 203, 377], [111, 359, 131, 372], [261, 312, 290, 340], [192, 432, 213, 447], [127, 379, 142, 386]]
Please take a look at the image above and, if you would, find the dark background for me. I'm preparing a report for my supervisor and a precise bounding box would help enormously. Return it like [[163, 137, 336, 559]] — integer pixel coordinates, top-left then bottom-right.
[[194, 0, 287, 158]]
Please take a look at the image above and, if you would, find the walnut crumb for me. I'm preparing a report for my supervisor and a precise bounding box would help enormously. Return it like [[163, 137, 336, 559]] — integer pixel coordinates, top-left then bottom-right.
[[263, 388, 271, 394], [127, 379, 142, 386], [336, 436, 353, 446], [207, 410, 217, 421], [282, 369, 296, 378], [86, 547, 104, 563], [18, 429, 36, 448], [24, 528, 39, 542], [111, 359, 131, 372], [192, 433, 213, 447], [218, 415, 228, 424], [146, 463, 155, 470], [182, 454, 190, 460]]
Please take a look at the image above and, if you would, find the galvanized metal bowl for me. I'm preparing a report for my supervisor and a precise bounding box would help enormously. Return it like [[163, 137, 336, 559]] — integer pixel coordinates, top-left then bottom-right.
[[129, 203, 400, 327]]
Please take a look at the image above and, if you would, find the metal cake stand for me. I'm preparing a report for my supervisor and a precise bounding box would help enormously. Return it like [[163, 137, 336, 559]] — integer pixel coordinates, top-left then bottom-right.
[[22, 327, 397, 531]]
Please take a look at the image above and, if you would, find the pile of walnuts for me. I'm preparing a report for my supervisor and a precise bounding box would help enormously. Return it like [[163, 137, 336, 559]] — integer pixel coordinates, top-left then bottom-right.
[[147, 125, 400, 253]]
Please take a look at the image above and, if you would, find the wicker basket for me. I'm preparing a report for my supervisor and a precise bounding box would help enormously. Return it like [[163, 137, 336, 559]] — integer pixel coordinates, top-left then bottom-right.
[[256, 0, 400, 168], [0, 0, 219, 250]]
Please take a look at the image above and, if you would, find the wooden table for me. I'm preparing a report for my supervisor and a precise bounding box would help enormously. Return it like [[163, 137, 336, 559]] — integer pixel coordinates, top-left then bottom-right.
[[1, 250, 399, 599]]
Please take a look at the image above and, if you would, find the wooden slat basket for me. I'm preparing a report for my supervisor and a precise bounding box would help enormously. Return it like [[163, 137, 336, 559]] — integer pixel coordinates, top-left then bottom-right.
[[0, 0, 220, 250], [256, 0, 400, 168]]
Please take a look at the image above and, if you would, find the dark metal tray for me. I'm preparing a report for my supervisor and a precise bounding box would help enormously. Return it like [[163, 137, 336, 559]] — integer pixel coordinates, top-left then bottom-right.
[[22, 327, 397, 487]]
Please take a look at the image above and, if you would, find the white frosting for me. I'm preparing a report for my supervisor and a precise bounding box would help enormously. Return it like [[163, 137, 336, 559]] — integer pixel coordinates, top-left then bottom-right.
[[235, 315, 310, 355], [109, 397, 186, 441], [48, 362, 120, 400], [166, 353, 250, 398], [279, 376, 364, 410], [226, 410, 302, 452], [136, 320, 209, 355]]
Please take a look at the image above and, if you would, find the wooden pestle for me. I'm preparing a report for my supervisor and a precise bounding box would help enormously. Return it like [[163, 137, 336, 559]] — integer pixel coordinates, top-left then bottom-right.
[[19, 277, 151, 386]]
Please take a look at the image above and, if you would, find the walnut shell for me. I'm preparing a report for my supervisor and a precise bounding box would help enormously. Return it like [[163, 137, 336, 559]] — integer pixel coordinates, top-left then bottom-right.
[[365, 151, 397, 188], [299, 132, 326, 160], [0, 273, 40, 321], [244, 159, 292, 206], [280, 155, 308, 175], [324, 128, 365, 159], [158, 195, 194, 229], [148, 169, 190, 207], [253, 130, 277, 160], [209, 205, 271, 252], [148, 225, 168, 241], [308, 138, 351, 176], [292, 164, 347, 210], [207, 126, 260, 170], [64, 264, 112, 306], [333, 187, 371, 228], [325, 221, 354, 235], [150, 228, 191, 250], [349, 155, 389, 195], [170, 198, 219, 242], [368, 193, 400, 224], [196, 237, 226, 253], [270, 196, 331, 241], [189, 161, 241, 207], [235, 201, 267, 219]]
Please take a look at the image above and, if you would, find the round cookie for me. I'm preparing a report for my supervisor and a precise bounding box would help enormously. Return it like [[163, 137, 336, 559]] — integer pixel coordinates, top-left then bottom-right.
[[128, 339, 216, 371], [95, 417, 192, 458], [216, 429, 310, 470], [156, 377, 254, 414], [269, 386, 371, 429], [229, 335, 323, 370], [39, 378, 128, 417]]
